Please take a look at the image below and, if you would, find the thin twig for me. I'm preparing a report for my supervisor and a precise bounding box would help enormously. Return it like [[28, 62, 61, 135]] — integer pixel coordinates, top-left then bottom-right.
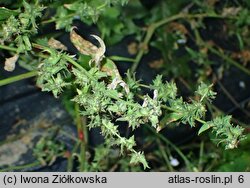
[[208, 46, 250, 76], [130, 13, 236, 73], [0, 71, 37, 87], [75, 103, 87, 172], [216, 78, 250, 117], [0, 161, 41, 172], [147, 125, 194, 171], [156, 139, 174, 171]]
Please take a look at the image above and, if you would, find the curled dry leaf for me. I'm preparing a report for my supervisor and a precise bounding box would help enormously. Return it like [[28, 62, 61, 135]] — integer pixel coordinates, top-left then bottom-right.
[[4, 54, 19, 72], [101, 58, 129, 94], [70, 28, 129, 94], [222, 7, 241, 17], [48, 38, 67, 51], [108, 77, 130, 95], [90, 34, 106, 64], [70, 29, 105, 68], [167, 22, 188, 35]]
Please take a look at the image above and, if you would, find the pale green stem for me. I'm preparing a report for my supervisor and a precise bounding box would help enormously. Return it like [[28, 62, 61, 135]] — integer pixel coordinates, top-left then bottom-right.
[[0, 71, 37, 87], [0, 161, 41, 172], [0, 44, 18, 52], [130, 13, 236, 72], [147, 125, 194, 171]]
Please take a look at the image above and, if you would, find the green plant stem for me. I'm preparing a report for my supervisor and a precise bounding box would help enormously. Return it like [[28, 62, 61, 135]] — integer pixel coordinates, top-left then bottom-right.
[[0, 44, 18, 52], [198, 141, 204, 171], [67, 141, 80, 172], [0, 161, 41, 172], [179, 75, 249, 127], [75, 103, 87, 172], [207, 46, 250, 76], [137, 92, 206, 125], [0, 71, 37, 87], [161, 103, 206, 124], [41, 2, 107, 25], [139, 84, 150, 88], [109, 56, 135, 63], [147, 125, 194, 171], [42, 13, 75, 24], [31, 42, 94, 79], [63, 54, 85, 72], [130, 13, 234, 72], [156, 139, 174, 171], [61, 53, 95, 80]]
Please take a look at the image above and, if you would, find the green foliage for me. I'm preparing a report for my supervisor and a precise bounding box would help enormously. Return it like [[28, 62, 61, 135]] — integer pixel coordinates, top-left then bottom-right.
[[36, 48, 71, 98], [33, 136, 65, 166], [195, 82, 217, 102], [150, 75, 177, 102], [211, 116, 245, 149], [212, 134, 250, 171], [130, 151, 149, 170], [0, 0, 248, 171], [53, 0, 128, 31], [0, 0, 44, 53], [0, 7, 19, 21], [198, 116, 245, 150]]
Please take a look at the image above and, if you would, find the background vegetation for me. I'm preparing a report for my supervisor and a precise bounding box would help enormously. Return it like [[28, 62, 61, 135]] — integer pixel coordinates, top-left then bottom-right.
[[0, 0, 249, 171]]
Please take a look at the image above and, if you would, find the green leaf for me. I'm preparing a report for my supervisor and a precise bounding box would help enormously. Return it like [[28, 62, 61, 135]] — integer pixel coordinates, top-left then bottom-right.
[[150, 75, 177, 102], [101, 58, 122, 80], [198, 122, 213, 135], [196, 82, 216, 102], [158, 112, 183, 132], [130, 152, 149, 169], [0, 7, 19, 21]]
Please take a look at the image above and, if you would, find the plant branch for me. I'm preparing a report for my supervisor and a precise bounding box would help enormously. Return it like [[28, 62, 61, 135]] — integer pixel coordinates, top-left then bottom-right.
[[147, 125, 194, 171], [130, 13, 235, 72], [0, 161, 41, 172], [216, 78, 250, 117], [67, 141, 80, 172], [207, 45, 250, 76], [156, 139, 174, 171], [0, 44, 18, 52], [0, 71, 37, 87], [75, 103, 88, 172]]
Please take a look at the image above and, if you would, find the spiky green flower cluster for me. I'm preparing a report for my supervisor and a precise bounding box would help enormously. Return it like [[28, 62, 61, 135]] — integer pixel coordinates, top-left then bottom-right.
[[1, 0, 44, 53]]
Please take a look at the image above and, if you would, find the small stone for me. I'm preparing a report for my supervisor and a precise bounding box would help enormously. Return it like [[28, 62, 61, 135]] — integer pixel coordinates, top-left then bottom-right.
[[170, 156, 179, 167], [239, 81, 245, 89]]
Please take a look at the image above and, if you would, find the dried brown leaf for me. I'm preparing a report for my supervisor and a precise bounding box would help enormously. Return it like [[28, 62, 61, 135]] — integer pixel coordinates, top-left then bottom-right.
[[167, 22, 188, 35], [70, 29, 98, 55], [4, 54, 19, 72], [48, 38, 67, 51], [149, 59, 164, 69], [70, 28, 105, 67], [127, 42, 138, 55]]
